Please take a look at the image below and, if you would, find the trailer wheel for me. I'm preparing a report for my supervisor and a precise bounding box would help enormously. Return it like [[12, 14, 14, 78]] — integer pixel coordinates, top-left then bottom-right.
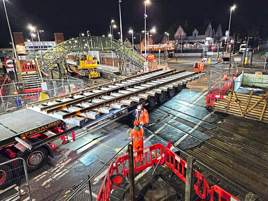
[[0, 164, 13, 189], [25, 148, 48, 171]]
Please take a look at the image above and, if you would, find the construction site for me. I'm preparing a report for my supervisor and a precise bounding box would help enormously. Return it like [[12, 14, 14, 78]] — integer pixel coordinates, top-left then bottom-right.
[[0, 3, 268, 200]]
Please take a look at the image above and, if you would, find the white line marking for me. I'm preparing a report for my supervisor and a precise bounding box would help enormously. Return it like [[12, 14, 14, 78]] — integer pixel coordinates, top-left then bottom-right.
[[93, 168, 108, 185], [174, 111, 214, 146], [155, 116, 177, 134], [85, 190, 97, 198], [192, 90, 208, 105]]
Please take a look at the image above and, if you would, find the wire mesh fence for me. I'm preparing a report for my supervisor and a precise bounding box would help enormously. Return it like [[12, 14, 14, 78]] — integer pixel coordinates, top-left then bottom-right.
[[64, 142, 130, 201], [208, 65, 238, 92], [0, 78, 84, 113], [0, 158, 32, 201]]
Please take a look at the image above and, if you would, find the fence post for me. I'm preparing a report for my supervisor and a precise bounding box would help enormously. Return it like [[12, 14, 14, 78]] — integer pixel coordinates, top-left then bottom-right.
[[21, 158, 32, 201], [88, 175, 93, 201], [185, 156, 194, 201], [128, 144, 135, 201]]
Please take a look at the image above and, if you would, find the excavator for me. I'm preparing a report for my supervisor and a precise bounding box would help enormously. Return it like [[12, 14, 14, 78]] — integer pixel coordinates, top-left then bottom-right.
[[78, 55, 101, 79]]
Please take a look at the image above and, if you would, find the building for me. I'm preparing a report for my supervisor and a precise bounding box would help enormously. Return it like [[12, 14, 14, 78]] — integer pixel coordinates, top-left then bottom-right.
[[24, 41, 56, 52]]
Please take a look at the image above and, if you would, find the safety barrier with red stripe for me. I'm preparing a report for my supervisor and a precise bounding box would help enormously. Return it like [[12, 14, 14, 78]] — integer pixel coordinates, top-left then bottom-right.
[[206, 79, 234, 108], [97, 143, 239, 201]]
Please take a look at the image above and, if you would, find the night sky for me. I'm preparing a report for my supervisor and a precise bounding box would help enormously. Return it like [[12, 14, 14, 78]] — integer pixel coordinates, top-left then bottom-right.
[[1, 0, 268, 47]]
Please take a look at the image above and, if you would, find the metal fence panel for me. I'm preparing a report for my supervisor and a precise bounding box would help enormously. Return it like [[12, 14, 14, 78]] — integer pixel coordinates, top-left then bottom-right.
[[0, 78, 84, 114], [0, 158, 32, 201]]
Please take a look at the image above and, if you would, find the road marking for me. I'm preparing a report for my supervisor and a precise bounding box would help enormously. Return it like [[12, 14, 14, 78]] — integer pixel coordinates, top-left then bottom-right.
[[174, 111, 214, 146], [192, 90, 208, 105], [93, 168, 108, 185], [85, 190, 97, 198], [154, 116, 177, 134], [144, 133, 154, 143]]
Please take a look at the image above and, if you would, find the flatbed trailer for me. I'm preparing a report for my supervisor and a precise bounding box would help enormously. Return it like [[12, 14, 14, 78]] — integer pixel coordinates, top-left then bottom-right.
[[0, 109, 63, 147]]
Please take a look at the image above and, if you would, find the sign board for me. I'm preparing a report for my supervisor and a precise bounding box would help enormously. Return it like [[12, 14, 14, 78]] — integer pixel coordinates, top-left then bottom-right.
[[234, 57, 242, 63]]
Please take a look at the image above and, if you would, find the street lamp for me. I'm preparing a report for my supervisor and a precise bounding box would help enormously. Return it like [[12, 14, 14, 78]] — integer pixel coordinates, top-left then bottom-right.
[[128, 28, 134, 50], [27, 23, 44, 81], [150, 26, 157, 34], [164, 32, 170, 43], [110, 20, 118, 40], [228, 4, 237, 39], [30, 33, 37, 40], [2, 0, 18, 60], [112, 24, 117, 29], [149, 26, 157, 45], [118, 0, 123, 43], [144, 0, 151, 58]]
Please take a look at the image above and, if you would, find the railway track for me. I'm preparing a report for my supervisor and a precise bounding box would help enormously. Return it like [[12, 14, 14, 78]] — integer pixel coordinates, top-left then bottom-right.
[[30, 70, 203, 127]]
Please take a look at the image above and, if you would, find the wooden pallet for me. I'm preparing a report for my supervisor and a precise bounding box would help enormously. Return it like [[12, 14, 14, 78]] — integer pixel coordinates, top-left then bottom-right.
[[215, 91, 268, 123]]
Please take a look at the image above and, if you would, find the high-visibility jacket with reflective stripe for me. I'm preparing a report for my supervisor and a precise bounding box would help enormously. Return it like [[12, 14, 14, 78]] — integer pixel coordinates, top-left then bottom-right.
[[136, 108, 149, 125], [130, 127, 144, 151]]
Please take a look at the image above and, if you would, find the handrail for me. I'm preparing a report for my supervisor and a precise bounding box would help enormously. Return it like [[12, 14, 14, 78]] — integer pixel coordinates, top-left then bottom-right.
[[97, 143, 240, 201], [39, 36, 145, 72]]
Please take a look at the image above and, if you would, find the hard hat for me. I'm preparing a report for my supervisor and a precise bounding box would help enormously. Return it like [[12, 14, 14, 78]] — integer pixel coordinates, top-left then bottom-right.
[[137, 105, 142, 110], [134, 120, 139, 126]]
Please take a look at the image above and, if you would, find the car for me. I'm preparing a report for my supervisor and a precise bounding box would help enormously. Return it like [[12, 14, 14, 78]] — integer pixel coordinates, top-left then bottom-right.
[[239, 44, 252, 54]]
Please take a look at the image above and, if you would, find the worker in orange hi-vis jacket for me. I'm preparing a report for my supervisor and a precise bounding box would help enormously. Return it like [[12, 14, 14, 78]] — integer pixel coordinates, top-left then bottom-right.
[[135, 104, 150, 127], [130, 120, 144, 162]]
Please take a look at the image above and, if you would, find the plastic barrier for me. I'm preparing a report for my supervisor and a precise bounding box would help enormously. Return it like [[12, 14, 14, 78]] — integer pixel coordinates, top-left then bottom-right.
[[97, 144, 239, 201]]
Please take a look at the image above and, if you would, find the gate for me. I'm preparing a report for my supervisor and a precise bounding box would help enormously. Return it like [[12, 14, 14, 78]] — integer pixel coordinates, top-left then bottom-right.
[[0, 158, 32, 200]]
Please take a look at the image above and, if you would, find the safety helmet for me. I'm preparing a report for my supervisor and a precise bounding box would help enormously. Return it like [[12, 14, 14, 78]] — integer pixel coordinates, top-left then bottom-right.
[[134, 120, 139, 126], [137, 105, 143, 110]]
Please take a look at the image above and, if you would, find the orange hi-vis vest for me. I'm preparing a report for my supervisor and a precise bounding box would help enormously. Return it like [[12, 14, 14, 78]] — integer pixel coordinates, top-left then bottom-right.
[[130, 127, 144, 151], [136, 108, 149, 125]]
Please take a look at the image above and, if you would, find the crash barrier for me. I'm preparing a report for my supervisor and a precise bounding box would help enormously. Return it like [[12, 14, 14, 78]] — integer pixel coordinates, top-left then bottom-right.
[[0, 158, 32, 200], [97, 143, 239, 201]]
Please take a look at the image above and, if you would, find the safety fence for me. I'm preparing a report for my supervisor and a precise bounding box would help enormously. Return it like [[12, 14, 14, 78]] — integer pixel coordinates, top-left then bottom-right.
[[0, 158, 32, 200], [0, 78, 84, 113], [97, 143, 245, 201], [206, 65, 237, 108], [64, 142, 131, 201]]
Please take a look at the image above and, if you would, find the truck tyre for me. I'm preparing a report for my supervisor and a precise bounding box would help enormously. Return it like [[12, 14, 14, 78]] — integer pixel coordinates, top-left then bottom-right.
[[0, 155, 14, 190], [0, 164, 14, 190], [24, 147, 48, 172]]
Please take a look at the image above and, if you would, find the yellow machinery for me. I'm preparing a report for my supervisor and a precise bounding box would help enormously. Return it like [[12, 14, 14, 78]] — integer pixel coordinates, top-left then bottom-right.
[[79, 55, 100, 79]]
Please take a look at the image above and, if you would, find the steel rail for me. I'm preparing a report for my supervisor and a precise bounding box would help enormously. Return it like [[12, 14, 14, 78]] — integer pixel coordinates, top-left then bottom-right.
[[62, 72, 201, 119], [41, 69, 178, 113], [30, 69, 164, 107]]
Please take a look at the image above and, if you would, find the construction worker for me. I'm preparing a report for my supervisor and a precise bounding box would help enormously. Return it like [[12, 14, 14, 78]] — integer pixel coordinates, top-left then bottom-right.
[[135, 104, 149, 127], [130, 120, 144, 162]]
